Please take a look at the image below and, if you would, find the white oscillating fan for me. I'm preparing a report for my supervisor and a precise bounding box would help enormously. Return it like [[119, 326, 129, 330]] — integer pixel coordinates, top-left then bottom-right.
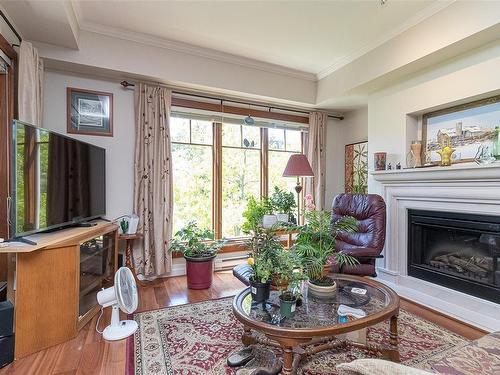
[[97, 267, 139, 341]]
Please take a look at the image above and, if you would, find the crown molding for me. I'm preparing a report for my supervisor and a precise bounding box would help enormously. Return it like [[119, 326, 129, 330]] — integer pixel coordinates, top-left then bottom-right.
[[316, 0, 455, 80], [76, 21, 316, 82]]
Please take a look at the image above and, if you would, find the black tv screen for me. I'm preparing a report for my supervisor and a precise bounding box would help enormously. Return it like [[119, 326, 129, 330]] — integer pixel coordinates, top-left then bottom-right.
[[11, 121, 106, 237]]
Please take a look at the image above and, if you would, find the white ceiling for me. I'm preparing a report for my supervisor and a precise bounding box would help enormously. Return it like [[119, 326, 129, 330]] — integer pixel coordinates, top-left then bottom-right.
[[70, 0, 445, 79]]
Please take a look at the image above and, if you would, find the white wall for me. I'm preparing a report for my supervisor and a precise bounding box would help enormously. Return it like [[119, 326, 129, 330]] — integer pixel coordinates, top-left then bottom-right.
[[325, 107, 368, 207], [42, 70, 135, 220], [35, 29, 316, 107], [368, 40, 500, 195]]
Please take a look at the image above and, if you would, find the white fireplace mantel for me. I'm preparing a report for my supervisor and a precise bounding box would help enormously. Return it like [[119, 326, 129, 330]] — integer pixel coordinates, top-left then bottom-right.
[[371, 162, 500, 184], [370, 162, 500, 332]]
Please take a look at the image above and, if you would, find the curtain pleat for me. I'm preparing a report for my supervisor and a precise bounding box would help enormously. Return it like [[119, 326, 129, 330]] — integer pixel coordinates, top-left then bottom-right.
[[304, 112, 328, 210], [18, 41, 44, 127], [133, 84, 173, 278]]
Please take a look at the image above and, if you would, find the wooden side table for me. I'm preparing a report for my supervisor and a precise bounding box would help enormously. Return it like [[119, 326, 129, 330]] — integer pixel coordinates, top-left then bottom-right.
[[118, 233, 144, 285]]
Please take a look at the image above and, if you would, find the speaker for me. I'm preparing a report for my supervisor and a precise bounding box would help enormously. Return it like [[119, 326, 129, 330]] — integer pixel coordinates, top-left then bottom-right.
[[0, 335, 14, 369], [0, 301, 13, 337]]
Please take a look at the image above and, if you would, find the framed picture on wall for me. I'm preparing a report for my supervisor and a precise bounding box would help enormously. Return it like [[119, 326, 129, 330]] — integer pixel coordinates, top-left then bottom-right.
[[345, 141, 368, 194], [422, 95, 500, 163], [67, 87, 113, 136]]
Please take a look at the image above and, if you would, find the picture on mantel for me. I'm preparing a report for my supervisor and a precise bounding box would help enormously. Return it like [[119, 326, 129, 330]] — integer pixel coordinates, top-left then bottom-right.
[[345, 141, 368, 194], [422, 95, 500, 163]]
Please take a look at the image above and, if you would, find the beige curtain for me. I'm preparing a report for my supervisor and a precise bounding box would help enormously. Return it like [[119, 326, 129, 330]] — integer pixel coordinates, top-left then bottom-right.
[[304, 111, 328, 210], [18, 41, 44, 127], [133, 84, 173, 278]]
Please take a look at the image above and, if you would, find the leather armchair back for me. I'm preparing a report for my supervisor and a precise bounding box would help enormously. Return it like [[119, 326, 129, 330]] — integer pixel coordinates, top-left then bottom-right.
[[331, 193, 386, 257]]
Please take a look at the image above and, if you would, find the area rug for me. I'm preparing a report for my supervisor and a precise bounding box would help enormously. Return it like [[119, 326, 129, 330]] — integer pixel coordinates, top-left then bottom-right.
[[126, 297, 468, 375]]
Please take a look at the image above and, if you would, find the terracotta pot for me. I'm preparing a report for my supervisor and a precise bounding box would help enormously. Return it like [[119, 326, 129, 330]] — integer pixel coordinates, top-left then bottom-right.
[[184, 254, 216, 290]]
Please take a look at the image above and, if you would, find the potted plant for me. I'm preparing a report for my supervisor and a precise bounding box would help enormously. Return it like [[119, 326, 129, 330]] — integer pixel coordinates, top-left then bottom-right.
[[169, 221, 225, 290], [261, 198, 277, 228], [242, 196, 267, 234], [269, 186, 296, 223], [279, 290, 297, 317], [292, 207, 358, 298], [246, 229, 283, 302], [242, 195, 277, 230], [274, 250, 306, 317]]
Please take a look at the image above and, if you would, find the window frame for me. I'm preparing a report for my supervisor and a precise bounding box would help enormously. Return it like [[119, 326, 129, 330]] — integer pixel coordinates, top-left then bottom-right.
[[171, 117, 305, 245]]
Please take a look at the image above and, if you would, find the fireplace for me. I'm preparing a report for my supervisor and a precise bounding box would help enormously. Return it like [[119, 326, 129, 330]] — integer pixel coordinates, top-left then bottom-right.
[[408, 209, 500, 304]]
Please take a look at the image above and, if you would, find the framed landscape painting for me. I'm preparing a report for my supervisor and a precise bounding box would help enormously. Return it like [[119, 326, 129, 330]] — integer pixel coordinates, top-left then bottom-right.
[[345, 141, 368, 194], [67, 87, 113, 136], [422, 95, 500, 163]]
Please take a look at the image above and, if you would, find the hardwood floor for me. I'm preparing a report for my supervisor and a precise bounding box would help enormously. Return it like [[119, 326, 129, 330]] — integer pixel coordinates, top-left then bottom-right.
[[0, 271, 486, 375]]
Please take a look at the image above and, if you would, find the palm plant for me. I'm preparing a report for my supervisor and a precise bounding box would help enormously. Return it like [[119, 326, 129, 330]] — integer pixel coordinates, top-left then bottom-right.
[[292, 210, 358, 284]]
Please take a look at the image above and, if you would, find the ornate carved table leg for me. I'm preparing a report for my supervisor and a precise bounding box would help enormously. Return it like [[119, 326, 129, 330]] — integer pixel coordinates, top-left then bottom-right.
[[242, 327, 256, 346], [388, 314, 401, 362], [282, 347, 295, 375]]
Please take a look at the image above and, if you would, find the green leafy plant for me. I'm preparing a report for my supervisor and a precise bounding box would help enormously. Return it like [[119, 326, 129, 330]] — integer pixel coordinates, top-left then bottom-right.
[[246, 229, 284, 283], [169, 221, 225, 258], [273, 248, 306, 292], [291, 210, 358, 283], [119, 219, 129, 234], [269, 186, 296, 215], [242, 196, 274, 234]]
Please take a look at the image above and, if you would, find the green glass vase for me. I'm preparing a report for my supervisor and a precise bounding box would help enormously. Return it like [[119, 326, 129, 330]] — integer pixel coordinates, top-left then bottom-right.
[[493, 127, 500, 160]]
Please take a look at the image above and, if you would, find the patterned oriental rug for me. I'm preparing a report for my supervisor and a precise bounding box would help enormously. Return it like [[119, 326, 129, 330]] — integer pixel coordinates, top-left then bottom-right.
[[126, 297, 468, 375]]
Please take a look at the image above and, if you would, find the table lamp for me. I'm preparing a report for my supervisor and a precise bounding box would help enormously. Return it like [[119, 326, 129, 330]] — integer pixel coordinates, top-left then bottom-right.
[[282, 154, 314, 223]]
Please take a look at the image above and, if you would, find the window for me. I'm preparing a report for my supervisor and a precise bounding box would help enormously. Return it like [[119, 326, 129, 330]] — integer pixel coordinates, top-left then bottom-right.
[[171, 118, 214, 233], [171, 115, 304, 240], [268, 129, 303, 205], [222, 123, 261, 237]]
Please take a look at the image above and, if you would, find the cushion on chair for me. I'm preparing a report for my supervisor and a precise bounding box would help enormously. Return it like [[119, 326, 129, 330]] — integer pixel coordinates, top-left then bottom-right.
[[233, 263, 253, 286], [336, 359, 435, 375], [331, 193, 386, 253], [330, 194, 386, 276]]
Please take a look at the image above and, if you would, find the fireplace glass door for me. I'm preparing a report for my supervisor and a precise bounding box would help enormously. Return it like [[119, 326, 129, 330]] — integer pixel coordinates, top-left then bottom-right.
[[408, 209, 500, 303]]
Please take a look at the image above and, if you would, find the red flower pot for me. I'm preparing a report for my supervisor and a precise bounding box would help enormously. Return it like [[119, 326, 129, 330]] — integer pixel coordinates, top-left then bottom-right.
[[184, 254, 216, 290]]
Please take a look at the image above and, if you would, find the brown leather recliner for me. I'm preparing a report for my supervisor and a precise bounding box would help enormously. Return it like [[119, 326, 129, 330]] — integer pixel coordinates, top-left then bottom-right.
[[330, 193, 386, 277]]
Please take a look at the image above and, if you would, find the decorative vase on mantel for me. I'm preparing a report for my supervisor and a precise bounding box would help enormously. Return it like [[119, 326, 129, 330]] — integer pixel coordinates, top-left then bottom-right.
[[437, 146, 455, 167], [410, 141, 423, 167]]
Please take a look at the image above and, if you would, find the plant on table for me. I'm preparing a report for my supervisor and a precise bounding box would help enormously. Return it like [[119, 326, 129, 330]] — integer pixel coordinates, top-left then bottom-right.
[[273, 249, 307, 317], [291, 197, 358, 296], [242, 196, 275, 233], [269, 186, 296, 223], [245, 227, 284, 302], [169, 221, 225, 290]]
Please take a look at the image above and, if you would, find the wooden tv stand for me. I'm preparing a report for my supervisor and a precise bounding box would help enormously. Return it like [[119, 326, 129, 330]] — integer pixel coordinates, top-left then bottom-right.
[[1, 221, 118, 359]]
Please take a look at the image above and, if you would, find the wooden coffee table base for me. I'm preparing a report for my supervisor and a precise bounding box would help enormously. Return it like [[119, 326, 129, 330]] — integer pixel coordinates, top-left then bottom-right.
[[241, 315, 400, 375]]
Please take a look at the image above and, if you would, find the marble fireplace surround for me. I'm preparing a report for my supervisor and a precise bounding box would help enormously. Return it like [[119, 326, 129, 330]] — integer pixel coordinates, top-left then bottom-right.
[[371, 163, 500, 332]]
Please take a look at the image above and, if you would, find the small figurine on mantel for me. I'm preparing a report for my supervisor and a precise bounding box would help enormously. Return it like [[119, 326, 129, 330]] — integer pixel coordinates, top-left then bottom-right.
[[387, 163, 392, 170], [396, 162, 402, 170]]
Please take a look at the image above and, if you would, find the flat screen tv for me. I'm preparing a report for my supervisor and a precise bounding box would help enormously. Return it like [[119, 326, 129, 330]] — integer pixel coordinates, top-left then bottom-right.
[[10, 120, 106, 238]]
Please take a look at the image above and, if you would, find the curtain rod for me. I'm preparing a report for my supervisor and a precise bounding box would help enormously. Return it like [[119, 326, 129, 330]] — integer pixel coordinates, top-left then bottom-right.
[[0, 10, 22, 47], [120, 80, 344, 120]]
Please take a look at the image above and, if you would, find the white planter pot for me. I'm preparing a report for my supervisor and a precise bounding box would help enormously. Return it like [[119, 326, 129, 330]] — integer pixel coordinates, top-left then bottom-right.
[[307, 279, 337, 299], [276, 213, 289, 223], [262, 214, 278, 228]]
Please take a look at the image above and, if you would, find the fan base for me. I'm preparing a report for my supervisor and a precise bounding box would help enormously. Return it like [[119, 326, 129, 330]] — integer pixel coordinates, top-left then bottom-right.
[[103, 320, 138, 341]]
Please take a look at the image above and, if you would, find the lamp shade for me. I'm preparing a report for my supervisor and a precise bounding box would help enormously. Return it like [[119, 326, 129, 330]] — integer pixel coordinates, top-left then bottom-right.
[[282, 154, 314, 177]]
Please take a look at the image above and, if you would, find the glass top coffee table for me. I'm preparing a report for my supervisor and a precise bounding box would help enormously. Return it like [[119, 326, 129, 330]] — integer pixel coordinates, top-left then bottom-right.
[[232, 274, 400, 375]]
